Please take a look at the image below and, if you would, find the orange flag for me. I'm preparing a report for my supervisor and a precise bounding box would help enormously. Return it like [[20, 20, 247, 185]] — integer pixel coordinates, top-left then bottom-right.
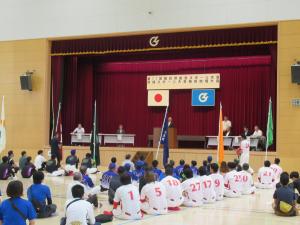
[[217, 103, 224, 165]]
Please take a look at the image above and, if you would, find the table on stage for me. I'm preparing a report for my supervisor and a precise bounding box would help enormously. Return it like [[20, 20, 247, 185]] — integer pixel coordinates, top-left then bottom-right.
[[206, 136, 260, 150], [70, 133, 135, 146], [102, 134, 135, 146]]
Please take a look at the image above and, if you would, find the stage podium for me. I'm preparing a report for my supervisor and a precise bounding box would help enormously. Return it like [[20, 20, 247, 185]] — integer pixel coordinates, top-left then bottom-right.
[[153, 127, 178, 148]]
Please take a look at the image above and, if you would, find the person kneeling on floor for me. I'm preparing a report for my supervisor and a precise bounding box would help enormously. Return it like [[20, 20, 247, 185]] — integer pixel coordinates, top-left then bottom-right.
[[273, 172, 299, 217], [27, 171, 57, 218]]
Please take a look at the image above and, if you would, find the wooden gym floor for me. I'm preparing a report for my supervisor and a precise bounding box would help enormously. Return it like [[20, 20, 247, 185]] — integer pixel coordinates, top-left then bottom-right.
[[0, 167, 299, 225]]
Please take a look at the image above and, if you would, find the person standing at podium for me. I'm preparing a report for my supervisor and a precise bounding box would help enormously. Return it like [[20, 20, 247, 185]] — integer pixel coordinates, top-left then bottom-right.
[[168, 117, 174, 128], [73, 123, 85, 140]]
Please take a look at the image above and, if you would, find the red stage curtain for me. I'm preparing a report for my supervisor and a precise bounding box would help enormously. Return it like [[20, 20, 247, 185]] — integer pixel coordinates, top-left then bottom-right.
[[51, 26, 277, 54], [92, 56, 275, 147]]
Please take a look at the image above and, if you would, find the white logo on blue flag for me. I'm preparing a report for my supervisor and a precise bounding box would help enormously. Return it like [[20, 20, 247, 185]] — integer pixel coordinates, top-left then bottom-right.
[[192, 89, 215, 106]]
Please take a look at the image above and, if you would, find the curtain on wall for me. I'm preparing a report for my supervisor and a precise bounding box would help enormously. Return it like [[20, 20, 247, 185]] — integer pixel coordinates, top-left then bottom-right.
[[52, 54, 276, 147]]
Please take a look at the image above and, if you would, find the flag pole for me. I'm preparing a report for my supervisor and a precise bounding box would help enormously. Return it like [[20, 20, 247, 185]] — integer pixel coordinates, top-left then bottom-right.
[[155, 105, 169, 160], [55, 102, 61, 134], [265, 97, 271, 161], [93, 100, 96, 161]]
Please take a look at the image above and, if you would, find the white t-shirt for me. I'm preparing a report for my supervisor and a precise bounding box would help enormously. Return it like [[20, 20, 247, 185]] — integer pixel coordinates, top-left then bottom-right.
[[222, 120, 232, 131], [34, 154, 46, 170], [65, 198, 95, 225], [198, 175, 216, 202], [224, 170, 241, 194], [240, 139, 250, 165], [141, 181, 168, 214], [73, 127, 85, 134], [66, 181, 87, 200], [181, 177, 203, 206], [252, 130, 263, 138], [114, 184, 142, 220], [160, 176, 183, 206], [209, 173, 224, 198], [73, 127, 85, 139], [122, 159, 135, 171], [270, 164, 283, 181], [258, 167, 275, 184], [239, 170, 254, 194]]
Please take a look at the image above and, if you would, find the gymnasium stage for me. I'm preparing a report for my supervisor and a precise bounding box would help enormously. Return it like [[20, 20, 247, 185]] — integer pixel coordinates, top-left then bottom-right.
[[44, 146, 277, 172]]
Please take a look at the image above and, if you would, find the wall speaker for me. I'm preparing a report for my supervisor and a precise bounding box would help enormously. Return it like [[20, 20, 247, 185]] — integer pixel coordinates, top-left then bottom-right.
[[291, 63, 300, 84], [20, 74, 32, 91]]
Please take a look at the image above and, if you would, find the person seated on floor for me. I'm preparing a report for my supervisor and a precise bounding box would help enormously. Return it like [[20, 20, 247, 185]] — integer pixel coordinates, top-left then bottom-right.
[[151, 160, 163, 181], [209, 163, 224, 201], [179, 164, 191, 182], [122, 154, 134, 171], [139, 167, 152, 193], [65, 149, 79, 175], [80, 165, 95, 189], [21, 157, 36, 178], [18, 150, 27, 171], [66, 172, 98, 208], [45, 155, 65, 176], [181, 168, 203, 207], [27, 171, 56, 218], [198, 166, 216, 203], [271, 158, 283, 183], [140, 171, 168, 215], [136, 155, 147, 169], [0, 180, 36, 225], [206, 156, 213, 175], [101, 163, 118, 191], [289, 171, 300, 204], [34, 150, 46, 171], [240, 163, 255, 195], [65, 185, 101, 225], [273, 172, 299, 217], [161, 165, 183, 210], [112, 173, 143, 220], [0, 156, 16, 180], [174, 159, 185, 178], [220, 161, 229, 176], [257, 160, 276, 189], [190, 160, 198, 177], [81, 153, 97, 174], [224, 162, 242, 198], [108, 166, 126, 205], [7, 150, 19, 175], [131, 161, 145, 183], [111, 157, 117, 166]]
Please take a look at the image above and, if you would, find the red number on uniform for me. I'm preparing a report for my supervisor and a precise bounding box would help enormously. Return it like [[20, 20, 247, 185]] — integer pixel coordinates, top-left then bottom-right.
[[263, 172, 271, 177], [128, 191, 134, 200], [167, 180, 179, 186], [155, 187, 162, 197], [190, 182, 201, 192], [234, 175, 241, 182], [214, 179, 220, 187], [203, 180, 212, 189], [242, 175, 248, 182]]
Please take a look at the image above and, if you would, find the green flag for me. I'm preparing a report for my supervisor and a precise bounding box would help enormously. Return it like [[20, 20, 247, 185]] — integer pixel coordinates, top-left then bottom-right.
[[90, 100, 100, 166], [266, 98, 273, 149]]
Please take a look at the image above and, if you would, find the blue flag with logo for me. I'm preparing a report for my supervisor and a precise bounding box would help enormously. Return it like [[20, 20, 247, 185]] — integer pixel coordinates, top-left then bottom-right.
[[160, 107, 169, 166]]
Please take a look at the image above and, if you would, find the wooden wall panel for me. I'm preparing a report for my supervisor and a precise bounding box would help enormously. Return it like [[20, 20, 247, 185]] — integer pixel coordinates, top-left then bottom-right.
[[277, 20, 300, 171], [0, 39, 50, 158]]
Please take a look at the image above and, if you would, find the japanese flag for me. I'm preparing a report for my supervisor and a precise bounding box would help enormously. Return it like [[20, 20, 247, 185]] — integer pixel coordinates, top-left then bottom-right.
[[148, 90, 169, 106]]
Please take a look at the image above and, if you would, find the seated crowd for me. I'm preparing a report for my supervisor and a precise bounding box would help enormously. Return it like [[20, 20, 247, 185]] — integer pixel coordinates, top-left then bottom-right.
[[0, 149, 299, 225]]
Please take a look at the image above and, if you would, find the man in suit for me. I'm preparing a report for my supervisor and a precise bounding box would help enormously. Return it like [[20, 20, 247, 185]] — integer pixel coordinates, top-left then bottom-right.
[[50, 133, 61, 167], [116, 124, 125, 134], [168, 117, 174, 128], [242, 126, 252, 137]]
